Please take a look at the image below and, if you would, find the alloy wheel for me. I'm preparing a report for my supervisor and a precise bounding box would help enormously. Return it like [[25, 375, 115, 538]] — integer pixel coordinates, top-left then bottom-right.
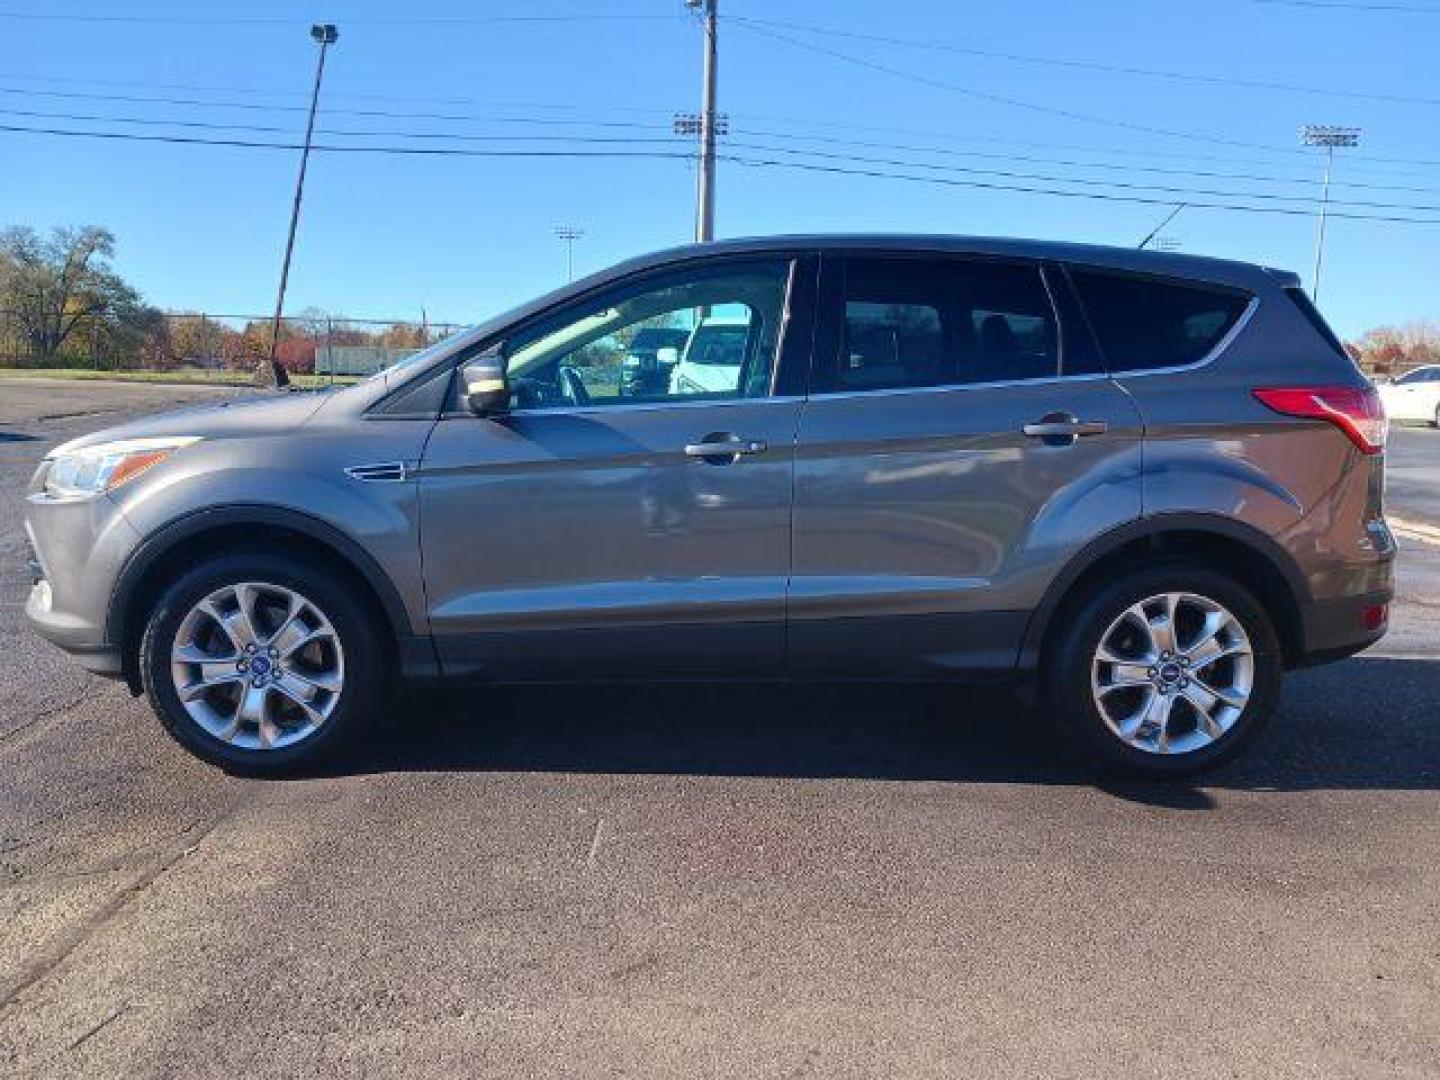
[[1089, 591, 1254, 756], [169, 581, 345, 750]]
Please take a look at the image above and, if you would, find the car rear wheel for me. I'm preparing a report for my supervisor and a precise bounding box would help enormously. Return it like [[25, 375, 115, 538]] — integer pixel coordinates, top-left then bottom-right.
[[140, 552, 382, 775], [1044, 564, 1283, 778]]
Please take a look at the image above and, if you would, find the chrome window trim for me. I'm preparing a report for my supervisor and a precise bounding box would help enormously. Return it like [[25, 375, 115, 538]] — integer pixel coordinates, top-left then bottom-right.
[[1104, 295, 1259, 381], [440, 394, 806, 421]]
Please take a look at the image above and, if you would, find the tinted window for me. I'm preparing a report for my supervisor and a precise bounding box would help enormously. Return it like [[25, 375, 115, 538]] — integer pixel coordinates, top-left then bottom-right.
[[1070, 269, 1250, 372], [503, 259, 789, 409], [834, 257, 1059, 391]]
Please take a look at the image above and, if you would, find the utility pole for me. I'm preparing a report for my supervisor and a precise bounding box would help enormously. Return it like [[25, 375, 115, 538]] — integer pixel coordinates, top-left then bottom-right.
[[554, 226, 585, 282], [1301, 125, 1360, 306], [687, 0, 719, 242], [262, 23, 338, 389]]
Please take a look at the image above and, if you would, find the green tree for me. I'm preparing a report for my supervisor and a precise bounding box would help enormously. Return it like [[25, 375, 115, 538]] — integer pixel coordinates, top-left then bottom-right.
[[0, 226, 139, 362]]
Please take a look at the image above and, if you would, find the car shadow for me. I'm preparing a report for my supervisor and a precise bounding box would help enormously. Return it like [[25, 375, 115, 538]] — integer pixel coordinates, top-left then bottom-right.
[[322, 656, 1440, 799]]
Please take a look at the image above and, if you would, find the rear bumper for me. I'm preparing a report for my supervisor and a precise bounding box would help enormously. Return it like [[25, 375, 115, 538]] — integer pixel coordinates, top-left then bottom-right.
[[1295, 588, 1392, 667]]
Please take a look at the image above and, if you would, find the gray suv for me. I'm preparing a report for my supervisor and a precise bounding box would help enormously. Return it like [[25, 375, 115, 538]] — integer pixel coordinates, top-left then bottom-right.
[[23, 236, 1394, 778]]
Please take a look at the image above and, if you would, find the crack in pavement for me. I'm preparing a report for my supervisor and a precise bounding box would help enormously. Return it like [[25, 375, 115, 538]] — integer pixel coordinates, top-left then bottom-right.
[[0, 796, 245, 1013]]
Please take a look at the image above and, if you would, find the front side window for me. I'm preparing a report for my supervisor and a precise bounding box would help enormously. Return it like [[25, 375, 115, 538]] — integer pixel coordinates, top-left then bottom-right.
[[502, 259, 790, 410], [833, 257, 1059, 392], [1071, 268, 1250, 372]]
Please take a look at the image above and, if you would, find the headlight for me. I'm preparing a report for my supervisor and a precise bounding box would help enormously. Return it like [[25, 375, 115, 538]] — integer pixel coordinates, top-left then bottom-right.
[[43, 436, 201, 498]]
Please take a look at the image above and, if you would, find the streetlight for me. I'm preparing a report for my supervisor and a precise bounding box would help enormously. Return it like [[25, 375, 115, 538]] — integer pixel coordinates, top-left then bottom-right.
[[262, 23, 339, 388], [554, 226, 585, 282], [1301, 124, 1360, 306]]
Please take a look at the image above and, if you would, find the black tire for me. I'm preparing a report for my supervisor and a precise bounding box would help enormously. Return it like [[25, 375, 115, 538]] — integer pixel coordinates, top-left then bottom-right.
[[1043, 562, 1283, 779], [140, 552, 383, 776]]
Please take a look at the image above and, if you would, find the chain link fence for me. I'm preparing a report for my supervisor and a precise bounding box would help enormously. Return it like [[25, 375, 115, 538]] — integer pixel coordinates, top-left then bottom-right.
[[0, 309, 469, 381]]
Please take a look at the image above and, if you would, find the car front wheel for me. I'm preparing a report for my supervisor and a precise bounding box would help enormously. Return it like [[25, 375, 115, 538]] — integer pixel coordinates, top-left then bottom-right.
[[140, 552, 382, 775], [1045, 564, 1283, 779]]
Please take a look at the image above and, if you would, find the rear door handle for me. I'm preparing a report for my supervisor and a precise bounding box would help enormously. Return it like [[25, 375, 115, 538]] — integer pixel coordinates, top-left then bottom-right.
[[1022, 420, 1108, 438], [684, 436, 768, 461]]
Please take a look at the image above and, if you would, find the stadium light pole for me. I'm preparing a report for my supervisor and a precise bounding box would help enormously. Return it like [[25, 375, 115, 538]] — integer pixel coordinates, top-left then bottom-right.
[[554, 226, 585, 282], [263, 23, 338, 389], [1301, 125, 1360, 306]]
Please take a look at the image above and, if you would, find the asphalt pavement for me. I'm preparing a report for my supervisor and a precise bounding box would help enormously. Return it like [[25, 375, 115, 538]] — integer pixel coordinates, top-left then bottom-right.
[[1, 379, 1437, 1078]]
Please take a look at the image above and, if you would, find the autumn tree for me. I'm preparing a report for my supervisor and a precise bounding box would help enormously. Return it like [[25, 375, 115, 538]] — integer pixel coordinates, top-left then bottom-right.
[[0, 226, 140, 361]]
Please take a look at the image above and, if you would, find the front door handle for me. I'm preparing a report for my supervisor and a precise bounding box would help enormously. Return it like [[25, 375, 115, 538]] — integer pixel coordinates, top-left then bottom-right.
[[1022, 413, 1108, 447], [683, 435, 768, 463]]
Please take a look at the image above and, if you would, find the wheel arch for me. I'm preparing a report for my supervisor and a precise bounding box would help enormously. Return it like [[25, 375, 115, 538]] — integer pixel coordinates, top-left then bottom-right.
[[110, 505, 417, 692], [1020, 513, 1309, 673]]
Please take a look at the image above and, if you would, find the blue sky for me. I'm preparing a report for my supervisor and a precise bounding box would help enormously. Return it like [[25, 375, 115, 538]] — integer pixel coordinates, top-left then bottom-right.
[[1, 0, 1436, 338]]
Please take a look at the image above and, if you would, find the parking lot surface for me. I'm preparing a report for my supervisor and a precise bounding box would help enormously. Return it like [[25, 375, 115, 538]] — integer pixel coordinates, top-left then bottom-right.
[[2, 380, 1437, 1077]]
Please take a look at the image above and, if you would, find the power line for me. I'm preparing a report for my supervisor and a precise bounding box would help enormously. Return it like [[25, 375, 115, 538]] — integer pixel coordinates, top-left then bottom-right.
[[731, 125, 1440, 196], [5, 120, 1438, 225], [732, 19, 1318, 158], [721, 153, 1440, 225], [0, 122, 697, 161], [0, 10, 680, 27], [734, 22, 1440, 172], [0, 106, 685, 146], [729, 14, 1440, 107], [2, 74, 1436, 179], [6, 103, 1435, 209], [0, 84, 669, 131], [1250, 0, 1440, 11], [720, 138, 1440, 213]]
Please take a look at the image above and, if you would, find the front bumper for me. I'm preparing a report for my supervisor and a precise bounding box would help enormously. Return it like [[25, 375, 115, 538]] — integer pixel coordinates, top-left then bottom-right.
[[23, 489, 143, 678]]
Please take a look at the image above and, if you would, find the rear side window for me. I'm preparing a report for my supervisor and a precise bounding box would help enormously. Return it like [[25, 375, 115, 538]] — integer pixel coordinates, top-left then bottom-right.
[[1069, 268, 1250, 372], [833, 257, 1059, 391]]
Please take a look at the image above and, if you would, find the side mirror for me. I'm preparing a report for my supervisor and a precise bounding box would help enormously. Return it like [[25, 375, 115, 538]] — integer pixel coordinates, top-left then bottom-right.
[[459, 351, 508, 416], [655, 346, 680, 366]]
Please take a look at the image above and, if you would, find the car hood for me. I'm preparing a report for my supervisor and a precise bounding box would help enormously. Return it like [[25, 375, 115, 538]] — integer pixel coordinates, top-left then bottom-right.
[[47, 389, 334, 457]]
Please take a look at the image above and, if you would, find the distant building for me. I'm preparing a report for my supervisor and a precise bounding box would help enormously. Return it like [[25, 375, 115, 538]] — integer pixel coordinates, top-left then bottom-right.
[[314, 345, 419, 376]]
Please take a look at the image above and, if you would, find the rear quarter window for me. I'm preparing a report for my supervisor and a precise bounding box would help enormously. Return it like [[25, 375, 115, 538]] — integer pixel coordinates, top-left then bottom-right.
[[1069, 268, 1251, 372]]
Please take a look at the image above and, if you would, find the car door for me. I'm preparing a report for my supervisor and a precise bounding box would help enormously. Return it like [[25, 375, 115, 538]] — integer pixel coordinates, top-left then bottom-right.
[[788, 252, 1144, 676], [418, 254, 814, 679]]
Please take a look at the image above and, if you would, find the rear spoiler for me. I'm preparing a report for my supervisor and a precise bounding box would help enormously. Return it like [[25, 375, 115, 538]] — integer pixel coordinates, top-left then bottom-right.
[[1262, 267, 1303, 289]]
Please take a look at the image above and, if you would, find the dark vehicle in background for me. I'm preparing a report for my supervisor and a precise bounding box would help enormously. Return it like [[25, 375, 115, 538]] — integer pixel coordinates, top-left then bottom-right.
[[23, 235, 1393, 779], [618, 326, 691, 397]]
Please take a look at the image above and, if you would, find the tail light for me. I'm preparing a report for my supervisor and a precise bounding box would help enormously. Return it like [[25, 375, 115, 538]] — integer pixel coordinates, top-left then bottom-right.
[[1252, 385, 1387, 454]]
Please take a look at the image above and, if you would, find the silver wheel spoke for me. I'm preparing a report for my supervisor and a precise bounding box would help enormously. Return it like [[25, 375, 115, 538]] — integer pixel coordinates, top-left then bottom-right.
[[1148, 594, 1179, 656], [221, 585, 262, 651], [1099, 661, 1154, 692], [265, 593, 306, 650], [179, 668, 246, 702], [275, 667, 339, 700], [1192, 673, 1247, 710], [278, 627, 326, 659], [271, 679, 327, 725], [174, 642, 238, 665]]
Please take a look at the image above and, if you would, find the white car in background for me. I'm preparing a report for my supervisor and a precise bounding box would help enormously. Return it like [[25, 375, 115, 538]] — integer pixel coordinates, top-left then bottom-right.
[[667, 316, 752, 396], [1377, 365, 1440, 427]]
